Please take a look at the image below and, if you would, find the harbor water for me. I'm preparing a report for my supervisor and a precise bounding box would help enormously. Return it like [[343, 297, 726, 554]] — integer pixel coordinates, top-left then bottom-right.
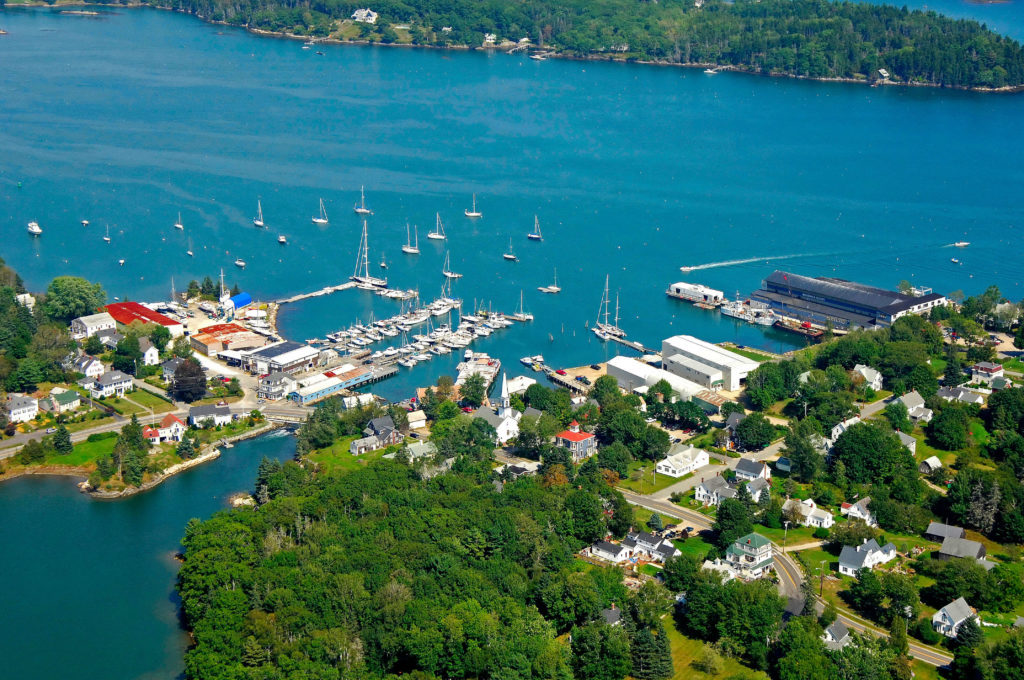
[[1, 4, 1024, 677]]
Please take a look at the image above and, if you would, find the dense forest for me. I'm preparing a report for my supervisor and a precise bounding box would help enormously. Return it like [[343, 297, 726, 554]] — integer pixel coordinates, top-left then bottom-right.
[[77, 0, 1024, 89]]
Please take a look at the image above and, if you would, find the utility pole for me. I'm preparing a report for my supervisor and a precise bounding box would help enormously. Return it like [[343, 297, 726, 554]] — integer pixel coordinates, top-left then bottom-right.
[[819, 559, 827, 596], [783, 520, 790, 553]]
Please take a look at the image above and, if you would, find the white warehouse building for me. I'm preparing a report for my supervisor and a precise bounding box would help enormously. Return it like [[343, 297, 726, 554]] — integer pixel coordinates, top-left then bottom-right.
[[663, 353, 725, 390], [606, 355, 705, 400], [661, 335, 759, 391]]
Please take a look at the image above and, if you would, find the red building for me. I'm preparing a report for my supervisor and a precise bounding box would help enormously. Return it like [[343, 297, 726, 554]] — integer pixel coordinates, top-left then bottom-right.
[[105, 302, 184, 337]]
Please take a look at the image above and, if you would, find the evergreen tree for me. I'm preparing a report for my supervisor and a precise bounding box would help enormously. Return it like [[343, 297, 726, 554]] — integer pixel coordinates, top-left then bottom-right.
[[889, 616, 909, 657], [176, 436, 195, 460], [630, 622, 673, 680], [53, 423, 72, 455]]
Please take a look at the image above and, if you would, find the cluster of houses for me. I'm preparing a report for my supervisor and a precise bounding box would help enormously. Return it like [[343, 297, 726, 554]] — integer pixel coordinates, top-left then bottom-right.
[[588, 530, 683, 566], [702, 532, 775, 581], [694, 458, 771, 506]]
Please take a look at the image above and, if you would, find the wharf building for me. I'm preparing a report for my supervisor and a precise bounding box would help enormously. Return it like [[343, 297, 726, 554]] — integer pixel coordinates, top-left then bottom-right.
[[660, 335, 759, 391], [751, 271, 946, 330]]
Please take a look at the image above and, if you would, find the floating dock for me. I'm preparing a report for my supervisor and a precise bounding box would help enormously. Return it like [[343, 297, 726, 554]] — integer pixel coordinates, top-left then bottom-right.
[[276, 281, 356, 305]]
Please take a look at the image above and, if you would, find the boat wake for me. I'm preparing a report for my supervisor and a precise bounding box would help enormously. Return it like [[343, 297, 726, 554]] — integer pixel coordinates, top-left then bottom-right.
[[680, 252, 817, 272]]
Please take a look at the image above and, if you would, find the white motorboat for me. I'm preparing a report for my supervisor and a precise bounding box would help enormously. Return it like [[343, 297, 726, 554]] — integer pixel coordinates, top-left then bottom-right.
[[402, 223, 420, 254], [427, 212, 446, 240], [527, 215, 542, 241], [27, 221, 42, 236], [234, 258, 246, 268], [118, 259, 125, 266], [312, 198, 329, 225], [278, 235, 287, 245], [464, 193, 482, 218], [174, 212, 184, 230], [81, 219, 89, 226], [353, 185, 372, 215], [953, 241, 970, 248], [253, 199, 265, 227]]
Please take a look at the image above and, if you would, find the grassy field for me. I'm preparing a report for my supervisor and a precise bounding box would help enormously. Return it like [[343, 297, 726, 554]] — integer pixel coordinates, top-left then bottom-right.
[[41, 435, 118, 468], [64, 413, 117, 433], [618, 459, 687, 494], [191, 419, 265, 445], [674, 535, 714, 560], [97, 395, 147, 416], [306, 436, 400, 474], [969, 420, 990, 447], [999, 357, 1024, 373], [723, 346, 773, 363], [126, 389, 175, 414], [754, 523, 819, 547], [664, 619, 767, 679]]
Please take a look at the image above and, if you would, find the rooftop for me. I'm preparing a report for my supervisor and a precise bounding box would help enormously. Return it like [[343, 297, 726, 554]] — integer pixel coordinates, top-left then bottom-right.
[[105, 301, 181, 328]]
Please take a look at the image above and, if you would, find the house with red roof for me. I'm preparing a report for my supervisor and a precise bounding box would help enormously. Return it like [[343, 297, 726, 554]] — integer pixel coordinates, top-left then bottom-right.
[[555, 420, 597, 463], [145, 413, 188, 445]]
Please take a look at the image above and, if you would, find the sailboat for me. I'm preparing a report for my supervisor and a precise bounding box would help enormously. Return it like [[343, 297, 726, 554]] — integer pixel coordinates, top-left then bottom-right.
[[186, 237, 194, 257], [464, 194, 482, 218], [503, 237, 518, 261], [27, 221, 42, 236], [380, 253, 388, 269], [253, 200, 265, 227], [427, 212, 446, 240], [174, 212, 184, 230], [538, 268, 561, 294], [350, 220, 387, 287], [353, 186, 372, 215], [103, 225, 111, 243], [527, 215, 542, 241], [593, 274, 625, 339], [402, 223, 420, 254], [312, 198, 329, 225], [442, 251, 462, 279], [512, 290, 533, 321]]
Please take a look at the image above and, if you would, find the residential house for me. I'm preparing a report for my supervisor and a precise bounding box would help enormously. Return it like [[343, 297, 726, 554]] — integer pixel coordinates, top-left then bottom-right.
[[590, 540, 631, 564], [925, 522, 966, 542], [97, 330, 125, 351], [899, 391, 933, 423], [384, 440, 437, 463], [932, 598, 979, 638], [70, 312, 116, 340], [853, 364, 883, 391], [782, 498, 834, 529], [655, 444, 710, 478], [364, 415, 403, 447], [351, 8, 378, 23], [937, 386, 985, 406], [822, 621, 852, 651], [72, 355, 105, 380], [258, 372, 297, 401], [701, 558, 738, 583], [188, 404, 232, 427], [695, 475, 738, 506], [746, 477, 770, 503], [840, 497, 876, 527], [830, 416, 861, 444], [938, 536, 986, 561], [838, 538, 898, 576], [506, 376, 536, 395], [624, 531, 681, 563], [156, 414, 187, 442], [161, 357, 186, 383], [471, 374, 522, 445], [725, 411, 747, 447], [991, 375, 1014, 391], [555, 420, 598, 462], [406, 409, 427, 430], [39, 390, 81, 415], [971, 362, 1004, 385], [5, 395, 38, 423], [724, 533, 774, 579], [600, 605, 623, 626], [919, 456, 943, 475], [734, 457, 771, 482], [138, 337, 160, 366], [896, 430, 917, 456], [349, 435, 382, 455], [775, 456, 792, 473], [15, 292, 36, 311], [493, 460, 541, 478], [90, 370, 134, 399]]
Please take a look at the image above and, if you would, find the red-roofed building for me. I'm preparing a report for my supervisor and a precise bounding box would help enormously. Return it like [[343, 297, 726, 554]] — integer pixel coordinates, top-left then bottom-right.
[[145, 413, 187, 445], [190, 323, 266, 356], [556, 420, 597, 463], [143, 426, 162, 445], [105, 302, 184, 337]]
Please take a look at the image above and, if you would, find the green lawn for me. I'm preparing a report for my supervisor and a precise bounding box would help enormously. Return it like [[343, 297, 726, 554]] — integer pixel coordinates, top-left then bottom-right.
[[42, 435, 117, 467], [617, 459, 688, 495], [64, 412, 117, 433], [722, 346, 773, 363], [126, 389, 175, 413], [863, 389, 892, 404], [999, 357, 1024, 374], [969, 420, 990, 447], [632, 506, 680, 532], [191, 419, 267, 445], [754, 523, 819, 547], [673, 535, 715, 561], [912, 431, 958, 467], [794, 546, 839, 574], [664, 619, 767, 679], [97, 395, 147, 416], [306, 436, 399, 474]]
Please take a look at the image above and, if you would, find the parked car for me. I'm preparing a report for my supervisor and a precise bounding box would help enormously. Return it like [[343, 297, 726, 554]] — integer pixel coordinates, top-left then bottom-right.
[[590, 364, 601, 370], [555, 369, 567, 376], [579, 376, 591, 385]]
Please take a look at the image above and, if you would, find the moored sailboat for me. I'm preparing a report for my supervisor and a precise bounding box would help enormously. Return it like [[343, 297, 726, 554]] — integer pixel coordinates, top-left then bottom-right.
[[503, 237, 517, 261], [350, 220, 387, 287], [538, 268, 561, 294], [527, 215, 542, 241], [464, 194, 482, 218], [353, 186, 372, 215], [427, 212, 446, 240], [312, 198, 329, 225], [593, 274, 625, 339], [442, 251, 462, 279], [402, 223, 420, 254], [253, 199, 265, 227], [174, 212, 184, 230]]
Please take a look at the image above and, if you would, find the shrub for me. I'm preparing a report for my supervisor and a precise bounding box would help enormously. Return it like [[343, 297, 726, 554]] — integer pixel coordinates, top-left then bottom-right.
[[813, 527, 830, 539], [913, 618, 942, 645], [86, 431, 118, 443]]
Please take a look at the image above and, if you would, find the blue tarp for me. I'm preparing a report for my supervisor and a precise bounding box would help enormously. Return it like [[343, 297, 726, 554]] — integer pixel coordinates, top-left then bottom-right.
[[229, 292, 252, 309]]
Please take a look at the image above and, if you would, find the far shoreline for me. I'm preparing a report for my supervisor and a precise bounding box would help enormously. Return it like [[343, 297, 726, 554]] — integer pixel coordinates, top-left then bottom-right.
[[3, 2, 1022, 95]]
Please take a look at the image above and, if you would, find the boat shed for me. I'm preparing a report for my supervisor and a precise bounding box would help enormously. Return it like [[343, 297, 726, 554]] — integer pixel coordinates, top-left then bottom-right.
[[663, 353, 725, 390], [226, 292, 252, 312], [606, 355, 704, 400], [661, 335, 759, 391]]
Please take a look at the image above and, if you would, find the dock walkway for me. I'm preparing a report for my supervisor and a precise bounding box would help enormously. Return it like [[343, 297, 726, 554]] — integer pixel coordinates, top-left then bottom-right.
[[276, 282, 356, 305]]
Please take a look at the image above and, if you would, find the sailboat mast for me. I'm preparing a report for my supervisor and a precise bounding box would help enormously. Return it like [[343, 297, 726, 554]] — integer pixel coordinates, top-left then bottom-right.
[[603, 275, 610, 326]]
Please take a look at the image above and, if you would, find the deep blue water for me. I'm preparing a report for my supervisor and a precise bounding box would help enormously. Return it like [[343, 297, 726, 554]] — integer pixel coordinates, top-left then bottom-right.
[[0, 5, 1023, 677]]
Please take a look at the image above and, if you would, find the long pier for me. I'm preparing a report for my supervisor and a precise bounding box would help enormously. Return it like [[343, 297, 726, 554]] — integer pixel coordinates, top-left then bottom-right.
[[276, 281, 357, 305], [609, 334, 656, 354]]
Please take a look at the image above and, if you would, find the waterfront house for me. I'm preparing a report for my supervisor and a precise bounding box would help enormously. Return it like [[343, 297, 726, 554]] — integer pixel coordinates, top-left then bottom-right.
[[782, 498, 834, 529], [258, 372, 297, 401], [349, 435, 382, 455], [70, 312, 116, 340], [161, 357, 186, 383], [734, 457, 770, 482], [938, 536, 986, 561], [351, 8, 378, 23], [932, 598, 978, 638], [898, 391, 933, 423], [72, 355, 105, 380], [925, 522, 965, 542], [590, 540, 631, 564], [16, 293, 35, 311], [724, 533, 774, 579], [188, 404, 232, 427], [838, 538, 897, 576], [823, 621, 852, 650], [39, 389, 81, 415], [364, 415, 403, 447], [853, 364, 883, 391], [555, 420, 598, 462], [971, 361, 1004, 385], [830, 416, 861, 444], [840, 497, 877, 527], [157, 414, 187, 442], [471, 374, 521, 445], [138, 337, 160, 366], [896, 430, 917, 456], [5, 395, 38, 423], [655, 444, 710, 478], [90, 370, 134, 399], [919, 456, 943, 475]]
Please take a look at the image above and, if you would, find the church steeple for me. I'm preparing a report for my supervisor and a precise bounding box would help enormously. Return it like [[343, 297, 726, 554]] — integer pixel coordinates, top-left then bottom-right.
[[499, 372, 510, 414]]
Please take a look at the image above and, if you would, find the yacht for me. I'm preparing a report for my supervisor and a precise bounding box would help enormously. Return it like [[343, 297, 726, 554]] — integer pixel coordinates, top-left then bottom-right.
[[350, 220, 387, 287], [527, 215, 542, 241], [186, 237, 194, 257], [312, 198, 329, 225], [520, 354, 544, 366], [442, 251, 462, 279], [103, 225, 111, 243], [81, 219, 89, 226], [402, 223, 420, 254], [118, 259, 125, 266], [174, 212, 184, 230], [27, 221, 42, 236], [278, 235, 287, 245], [427, 212, 446, 240], [503, 237, 518, 261], [593, 274, 625, 338], [704, 67, 718, 74], [538, 268, 561, 294], [253, 199, 265, 227], [234, 258, 247, 268], [464, 194, 482, 218], [953, 241, 970, 248], [353, 186, 372, 215]]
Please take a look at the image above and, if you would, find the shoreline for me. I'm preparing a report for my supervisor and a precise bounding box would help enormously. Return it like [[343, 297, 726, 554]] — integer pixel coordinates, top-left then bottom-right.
[[4, 3, 1021, 94]]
